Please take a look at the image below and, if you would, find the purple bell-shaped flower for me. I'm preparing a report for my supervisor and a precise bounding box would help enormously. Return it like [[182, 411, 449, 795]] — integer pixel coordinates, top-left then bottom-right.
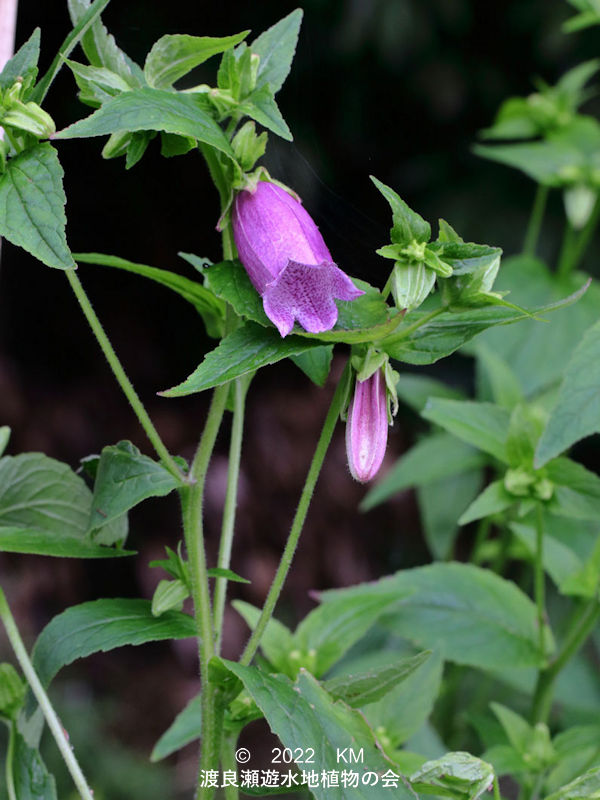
[[345, 368, 389, 483], [232, 181, 364, 337]]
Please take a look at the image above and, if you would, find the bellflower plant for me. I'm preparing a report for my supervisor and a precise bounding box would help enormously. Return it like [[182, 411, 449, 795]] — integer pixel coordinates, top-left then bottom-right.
[[0, 5, 598, 800], [232, 181, 364, 336]]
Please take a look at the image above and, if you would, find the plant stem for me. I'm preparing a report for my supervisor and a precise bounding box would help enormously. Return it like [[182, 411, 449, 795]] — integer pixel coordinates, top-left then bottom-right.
[[556, 218, 578, 280], [530, 597, 600, 724], [378, 306, 445, 347], [182, 383, 229, 800], [239, 362, 350, 666], [221, 735, 240, 800], [523, 184, 548, 258], [66, 270, 184, 482], [0, 587, 94, 800], [569, 195, 600, 274], [534, 503, 546, 658], [214, 376, 251, 653], [5, 722, 16, 800]]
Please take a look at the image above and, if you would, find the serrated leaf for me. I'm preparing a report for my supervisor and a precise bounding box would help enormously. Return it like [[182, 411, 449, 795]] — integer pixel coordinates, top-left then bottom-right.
[[322, 563, 551, 670], [251, 9, 303, 95], [422, 399, 510, 463], [66, 60, 131, 107], [290, 345, 333, 386], [545, 767, 600, 800], [0, 453, 129, 557], [0, 143, 74, 269], [161, 322, 331, 396], [206, 567, 250, 584], [410, 752, 494, 800], [324, 651, 431, 708], [67, 0, 143, 87], [361, 433, 485, 511], [371, 176, 431, 245], [536, 319, 600, 466], [55, 88, 234, 158], [89, 441, 179, 531], [30, 598, 195, 691], [218, 662, 417, 800], [12, 729, 57, 800], [151, 694, 202, 761], [0, 28, 40, 94], [74, 252, 225, 337], [239, 85, 292, 140], [144, 31, 249, 89], [459, 480, 515, 525], [547, 457, 600, 521]]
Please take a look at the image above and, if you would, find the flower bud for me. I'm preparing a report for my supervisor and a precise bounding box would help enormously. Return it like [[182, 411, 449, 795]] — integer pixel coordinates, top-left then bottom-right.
[[232, 181, 364, 336], [345, 368, 388, 483]]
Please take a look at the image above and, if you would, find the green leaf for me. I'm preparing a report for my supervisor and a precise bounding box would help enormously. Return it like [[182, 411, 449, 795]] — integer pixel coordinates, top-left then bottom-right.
[[475, 344, 523, 409], [0, 529, 133, 558], [410, 752, 495, 800], [422, 399, 510, 463], [12, 728, 57, 800], [151, 578, 189, 616], [251, 9, 303, 95], [418, 469, 483, 560], [74, 252, 225, 337], [66, 60, 132, 107], [0, 28, 40, 94], [371, 176, 431, 245], [0, 663, 25, 719], [0, 143, 74, 269], [361, 433, 485, 511], [547, 457, 600, 521], [55, 88, 234, 157], [0, 426, 10, 458], [66, 0, 144, 88], [490, 703, 532, 755], [151, 694, 201, 761], [0, 453, 130, 558], [206, 567, 250, 584], [290, 346, 333, 387], [144, 31, 249, 89], [545, 767, 600, 800], [322, 563, 550, 670], [239, 85, 292, 140], [89, 441, 179, 531], [459, 480, 515, 525], [31, 598, 195, 691], [536, 319, 600, 466], [396, 375, 465, 414], [323, 651, 431, 708], [506, 405, 546, 469], [161, 322, 330, 396], [232, 600, 294, 674], [295, 593, 406, 676], [366, 651, 444, 746], [218, 662, 417, 800], [478, 257, 600, 397]]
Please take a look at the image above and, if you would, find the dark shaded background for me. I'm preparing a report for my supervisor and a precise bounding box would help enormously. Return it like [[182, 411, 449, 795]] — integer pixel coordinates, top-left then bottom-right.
[[1, 1, 599, 796]]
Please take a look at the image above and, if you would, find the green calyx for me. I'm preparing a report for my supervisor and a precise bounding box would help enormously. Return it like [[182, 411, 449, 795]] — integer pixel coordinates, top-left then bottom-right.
[[0, 80, 55, 139], [347, 347, 399, 423], [504, 467, 554, 501]]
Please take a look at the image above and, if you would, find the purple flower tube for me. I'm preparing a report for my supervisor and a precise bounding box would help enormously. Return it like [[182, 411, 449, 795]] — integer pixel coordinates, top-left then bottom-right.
[[345, 369, 388, 483], [232, 181, 364, 337]]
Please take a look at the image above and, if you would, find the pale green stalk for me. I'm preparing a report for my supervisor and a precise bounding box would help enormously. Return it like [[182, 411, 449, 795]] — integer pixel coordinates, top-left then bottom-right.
[[0, 587, 94, 800], [523, 184, 548, 257], [5, 723, 17, 800], [240, 362, 350, 666], [66, 270, 184, 482], [534, 503, 546, 657]]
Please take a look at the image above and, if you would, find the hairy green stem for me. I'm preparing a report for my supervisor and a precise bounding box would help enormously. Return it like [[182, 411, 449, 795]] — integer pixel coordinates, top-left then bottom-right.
[[66, 270, 184, 482], [534, 503, 546, 657], [523, 184, 548, 258], [183, 383, 229, 800], [221, 736, 240, 800], [214, 376, 251, 653], [0, 587, 94, 800], [239, 362, 350, 666], [531, 597, 600, 724]]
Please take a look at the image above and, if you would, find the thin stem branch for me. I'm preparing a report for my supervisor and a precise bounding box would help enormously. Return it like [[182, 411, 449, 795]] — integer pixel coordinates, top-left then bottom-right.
[[182, 383, 229, 800], [523, 184, 548, 258], [556, 218, 578, 281], [5, 722, 17, 800], [378, 306, 445, 347], [214, 376, 251, 653], [239, 362, 350, 666], [66, 270, 184, 482], [0, 587, 94, 800], [569, 195, 600, 274], [531, 597, 600, 723], [534, 503, 546, 658]]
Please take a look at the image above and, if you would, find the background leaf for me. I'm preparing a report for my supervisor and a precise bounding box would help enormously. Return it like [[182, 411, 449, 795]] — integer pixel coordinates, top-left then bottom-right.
[[251, 9, 303, 95], [151, 694, 202, 762], [421, 399, 510, 462]]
